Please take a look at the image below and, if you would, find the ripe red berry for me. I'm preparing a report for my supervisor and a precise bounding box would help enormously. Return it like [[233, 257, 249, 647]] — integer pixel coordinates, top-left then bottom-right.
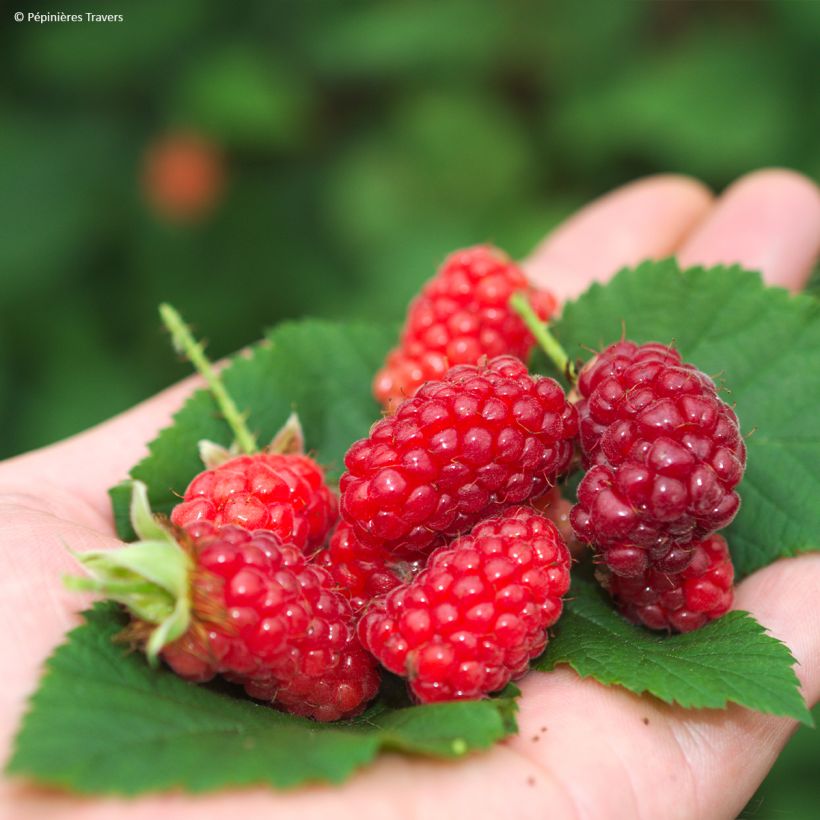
[[341, 355, 578, 556], [163, 522, 379, 721], [359, 506, 571, 703], [570, 341, 745, 576], [317, 521, 423, 612], [373, 245, 557, 410], [171, 452, 338, 554], [72, 485, 379, 722], [601, 533, 734, 633]]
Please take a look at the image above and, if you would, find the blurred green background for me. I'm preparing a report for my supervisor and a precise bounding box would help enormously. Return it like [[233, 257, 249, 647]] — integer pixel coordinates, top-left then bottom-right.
[[2, 1, 818, 813]]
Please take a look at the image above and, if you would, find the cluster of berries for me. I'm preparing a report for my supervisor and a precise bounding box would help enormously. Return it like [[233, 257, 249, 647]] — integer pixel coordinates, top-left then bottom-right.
[[73, 244, 743, 725]]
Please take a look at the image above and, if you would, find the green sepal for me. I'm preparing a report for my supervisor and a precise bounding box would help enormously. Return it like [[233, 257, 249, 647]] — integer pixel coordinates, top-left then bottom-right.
[[66, 481, 193, 665]]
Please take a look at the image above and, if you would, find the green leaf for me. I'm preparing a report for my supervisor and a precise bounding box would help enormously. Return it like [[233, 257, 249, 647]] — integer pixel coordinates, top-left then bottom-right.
[[536, 578, 812, 725], [550, 260, 820, 577], [7, 605, 518, 795], [111, 319, 394, 539]]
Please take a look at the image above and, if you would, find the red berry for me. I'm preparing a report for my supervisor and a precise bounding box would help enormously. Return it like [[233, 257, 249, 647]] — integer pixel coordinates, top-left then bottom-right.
[[601, 533, 734, 632], [373, 245, 557, 410], [359, 507, 571, 703], [341, 355, 577, 556], [142, 132, 224, 222], [159, 522, 378, 721], [73, 485, 379, 722], [171, 452, 338, 554], [570, 341, 745, 574], [317, 521, 423, 612]]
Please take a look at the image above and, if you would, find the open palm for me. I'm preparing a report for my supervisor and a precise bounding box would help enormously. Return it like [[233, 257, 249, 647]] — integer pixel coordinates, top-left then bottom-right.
[[2, 170, 819, 820]]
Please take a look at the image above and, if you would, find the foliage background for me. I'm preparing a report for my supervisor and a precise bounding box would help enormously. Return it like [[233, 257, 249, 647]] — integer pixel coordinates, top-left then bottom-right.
[[1, 1, 817, 814]]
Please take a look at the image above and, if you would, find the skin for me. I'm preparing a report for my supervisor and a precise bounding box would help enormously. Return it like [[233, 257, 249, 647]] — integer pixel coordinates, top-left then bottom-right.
[[1, 169, 819, 819]]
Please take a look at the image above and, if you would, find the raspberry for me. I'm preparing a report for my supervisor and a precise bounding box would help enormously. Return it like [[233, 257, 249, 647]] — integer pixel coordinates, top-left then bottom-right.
[[171, 451, 338, 554], [601, 533, 734, 632], [158, 312, 338, 553], [373, 245, 557, 410], [359, 506, 571, 703], [570, 341, 745, 576], [341, 355, 578, 556], [73, 484, 379, 722], [317, 521, 423, 612]]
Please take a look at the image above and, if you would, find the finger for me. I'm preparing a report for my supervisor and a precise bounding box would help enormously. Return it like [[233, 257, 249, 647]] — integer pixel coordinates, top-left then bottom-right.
[[667, 553, 820, 819], [3, 742, 575, 820], [0, 376, 203, 530], [678, 168, 820, 291], [499, 557, 820, 820], [525, 174, 713, 301]]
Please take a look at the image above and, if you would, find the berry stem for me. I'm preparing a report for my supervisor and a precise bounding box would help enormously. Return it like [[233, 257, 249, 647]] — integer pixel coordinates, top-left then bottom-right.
[[510, 292, 576, 382], [159, 303, 258, 454]]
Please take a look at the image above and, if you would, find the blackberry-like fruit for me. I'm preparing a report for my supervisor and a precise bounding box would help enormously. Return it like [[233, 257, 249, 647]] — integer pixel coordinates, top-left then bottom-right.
[[71, 483, 378, 722], [570, 341, 745, 576], [341, 355, 577, 556], [171, 451, 338, 554], [373, 245, 557, 410], [359, 506, 571, 703]]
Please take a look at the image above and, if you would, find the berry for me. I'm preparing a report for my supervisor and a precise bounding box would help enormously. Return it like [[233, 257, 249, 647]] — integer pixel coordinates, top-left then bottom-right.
[[171, 451, 338, 554], [373, 245, 557, 410], [72, 484, 379, 722], [317, 522, 423, 612], [601, 533, 734, 633], [159, 314, 336, 553], [142, 132, 224, 222], [359, 506, 571, 703], [163, 522, 379, 721], [570, 341, 745, 576], [341, 355, 578, 556]]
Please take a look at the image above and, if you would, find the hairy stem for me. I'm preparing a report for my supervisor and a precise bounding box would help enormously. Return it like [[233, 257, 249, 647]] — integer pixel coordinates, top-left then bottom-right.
[[159, 304, 258, 454]]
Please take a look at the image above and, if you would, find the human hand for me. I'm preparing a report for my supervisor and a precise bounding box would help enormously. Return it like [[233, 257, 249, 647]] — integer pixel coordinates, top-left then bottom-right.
[[2, 169, 818, 819]]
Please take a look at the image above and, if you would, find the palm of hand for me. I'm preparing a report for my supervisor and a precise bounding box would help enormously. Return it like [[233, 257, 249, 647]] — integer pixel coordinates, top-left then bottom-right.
[[2, 171, 818, 820]]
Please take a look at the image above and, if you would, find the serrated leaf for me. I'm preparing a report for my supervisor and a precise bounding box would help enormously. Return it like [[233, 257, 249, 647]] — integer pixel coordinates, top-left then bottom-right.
[[7, 605, 518, 795], [536, 578, 811, 725], [550, 260, 820, 577], [111, 319, 394, 539]]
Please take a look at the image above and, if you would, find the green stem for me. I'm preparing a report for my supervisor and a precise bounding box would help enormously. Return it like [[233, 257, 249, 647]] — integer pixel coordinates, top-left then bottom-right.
[[159, 303, 257, 454], [510, 292, 576, 382]]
